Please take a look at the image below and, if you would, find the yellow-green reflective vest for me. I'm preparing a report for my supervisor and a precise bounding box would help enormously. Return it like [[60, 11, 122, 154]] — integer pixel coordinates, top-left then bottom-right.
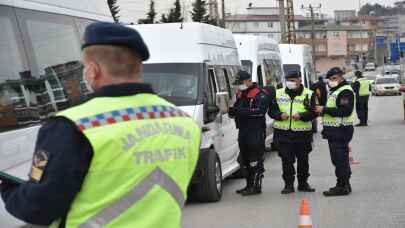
[[51, 93, 201, 228], [273, 87, 313, 131], [322, 85, 355, 127], [357, 78, 371, 96]]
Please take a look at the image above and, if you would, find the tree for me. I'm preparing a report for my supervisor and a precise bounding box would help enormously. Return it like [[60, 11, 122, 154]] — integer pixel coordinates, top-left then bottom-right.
[[160, 0, 184, 23], [107, 0, 120, 22], [358, 3, 405, 16], [138, 0, 157, 24], [191, 0, 217, 25]]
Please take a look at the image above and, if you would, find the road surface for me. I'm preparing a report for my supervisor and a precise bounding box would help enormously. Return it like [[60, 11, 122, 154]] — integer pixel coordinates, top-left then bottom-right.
[[1, 96, 404, 228], [183, 95, 405, 228]]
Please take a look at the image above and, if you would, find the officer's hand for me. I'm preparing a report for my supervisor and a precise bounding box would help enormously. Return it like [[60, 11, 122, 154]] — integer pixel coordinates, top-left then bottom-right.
[[314, 106, 324, 114], [281, 113, 289, 120], [292, 113, 301, 121]]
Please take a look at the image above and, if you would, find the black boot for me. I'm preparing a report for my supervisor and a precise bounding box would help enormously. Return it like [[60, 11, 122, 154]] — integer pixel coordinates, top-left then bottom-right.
[[323, 180, 350, 197], [298, 181, 316, 192], [242, 168, 264, 196], [281, 183, 295, 194], [236, 174, 253, 194]]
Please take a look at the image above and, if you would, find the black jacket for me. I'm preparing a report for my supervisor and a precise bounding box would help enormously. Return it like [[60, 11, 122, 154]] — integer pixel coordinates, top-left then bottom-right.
[[322, 80, 355, 142], [0, 83, 155, 227], [268, 85, 318, 144], [231, 85, 269, 144]]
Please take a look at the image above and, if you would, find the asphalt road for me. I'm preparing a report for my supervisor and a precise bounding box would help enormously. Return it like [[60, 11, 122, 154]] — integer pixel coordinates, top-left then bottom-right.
[[1, 95, 404, 228], [183, 95, 405, 228]]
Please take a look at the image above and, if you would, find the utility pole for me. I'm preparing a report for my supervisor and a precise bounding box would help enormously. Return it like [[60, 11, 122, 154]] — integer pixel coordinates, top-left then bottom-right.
[[278, 0, 286, 43], [221, 0, 225, 28], [302, 4, 322, 74], [286, 0, 296, 44], [208, 0, 220, 25]]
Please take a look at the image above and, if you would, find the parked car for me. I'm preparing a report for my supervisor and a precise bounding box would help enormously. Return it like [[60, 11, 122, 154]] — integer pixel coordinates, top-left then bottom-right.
[[365, 62, 376, 71], [372, 77, 401, 96]]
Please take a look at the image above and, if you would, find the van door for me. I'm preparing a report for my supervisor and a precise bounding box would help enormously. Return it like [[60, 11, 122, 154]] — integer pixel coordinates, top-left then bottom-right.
[[217, 68, 239, 167], [204, 69, 226, 158]]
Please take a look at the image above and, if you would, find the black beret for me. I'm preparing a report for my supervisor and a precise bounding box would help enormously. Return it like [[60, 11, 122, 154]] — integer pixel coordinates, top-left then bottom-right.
[[233, 70, 252, 85], [326, 67, 344, 78], [285, 70, 301, 79], [82, 22, 150, 61], [355, 70, 363, 77]]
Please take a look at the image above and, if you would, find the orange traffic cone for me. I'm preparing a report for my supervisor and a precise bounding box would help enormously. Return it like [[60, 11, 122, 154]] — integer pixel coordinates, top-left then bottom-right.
[[298, 198, 312, 228], [349, 145, 360, 165]]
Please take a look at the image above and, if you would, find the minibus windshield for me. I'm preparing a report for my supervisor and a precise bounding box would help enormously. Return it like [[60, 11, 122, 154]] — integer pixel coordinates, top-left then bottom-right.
[[142, 63, 202, 106]]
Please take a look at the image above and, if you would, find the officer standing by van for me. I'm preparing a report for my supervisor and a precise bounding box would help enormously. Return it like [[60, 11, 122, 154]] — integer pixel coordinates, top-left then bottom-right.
[[268, 70, 318, 194], [314, 67, 355, 197], [0, 22, 201, 227], [230, 71, 269, 196], [352, 70, 371, 126]]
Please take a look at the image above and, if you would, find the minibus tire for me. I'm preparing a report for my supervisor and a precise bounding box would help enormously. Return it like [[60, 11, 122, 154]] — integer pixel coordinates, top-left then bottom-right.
[[195, 149, 223, 202]]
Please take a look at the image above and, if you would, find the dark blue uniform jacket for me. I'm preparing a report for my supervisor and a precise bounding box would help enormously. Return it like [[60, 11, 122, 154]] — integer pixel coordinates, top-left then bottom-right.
[[0, 83, 154, 227]]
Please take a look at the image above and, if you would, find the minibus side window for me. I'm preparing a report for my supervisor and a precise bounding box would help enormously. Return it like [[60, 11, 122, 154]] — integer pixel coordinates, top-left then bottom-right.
[[222, 68, 232, 99], [204, 69, 218, 123], [0, 6, 31, 131]]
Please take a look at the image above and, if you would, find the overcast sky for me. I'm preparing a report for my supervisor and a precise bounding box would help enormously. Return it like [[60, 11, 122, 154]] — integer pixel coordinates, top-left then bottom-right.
[[119, 0, 398, 23]]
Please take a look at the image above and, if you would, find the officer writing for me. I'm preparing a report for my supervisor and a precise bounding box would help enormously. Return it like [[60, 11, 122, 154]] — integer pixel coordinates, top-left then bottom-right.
[[352, 70, 371, 126], [314, 67, 355, 197], [268, 70, 317, 194], [0, 22, 201, 227], [229, 71, 269, 196]]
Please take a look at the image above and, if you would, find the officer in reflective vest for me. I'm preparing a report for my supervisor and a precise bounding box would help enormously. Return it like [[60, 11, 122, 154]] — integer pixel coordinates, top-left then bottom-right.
[[268, 70, 318, 194], [352, 70, 371, 126], [229, 71, 269, 196], [0, 22, 201, 228], [314, 67, 355, 197]]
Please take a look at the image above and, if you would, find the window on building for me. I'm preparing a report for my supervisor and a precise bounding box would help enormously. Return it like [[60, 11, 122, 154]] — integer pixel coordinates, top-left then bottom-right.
[[254, 22, 259, 27], [333, 32, 340, 38], [268, 22, 273, 28]]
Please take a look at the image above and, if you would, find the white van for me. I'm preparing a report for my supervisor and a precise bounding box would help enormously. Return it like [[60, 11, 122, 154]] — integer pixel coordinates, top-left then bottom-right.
[[234, 34, 284, 149], [279, 44, 316, 88], [128, 23, 241, 202], [0, 0, 112, 226]]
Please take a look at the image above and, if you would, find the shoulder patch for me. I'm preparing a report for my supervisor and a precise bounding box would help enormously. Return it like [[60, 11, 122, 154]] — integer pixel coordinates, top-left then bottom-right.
[[30, 150, 49, 182]]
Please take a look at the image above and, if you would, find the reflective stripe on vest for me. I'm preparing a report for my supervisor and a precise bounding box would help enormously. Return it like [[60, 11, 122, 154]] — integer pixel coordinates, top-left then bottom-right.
[[322, 85, 355, 127], [79, 168, 185, 228], [273, 88, 313, 132], [358, 78, 371, 96], [75, 105, 189, 131]]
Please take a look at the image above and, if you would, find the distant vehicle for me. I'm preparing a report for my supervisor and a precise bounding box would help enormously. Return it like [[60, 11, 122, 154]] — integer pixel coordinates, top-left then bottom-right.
[[372, 77, 401, 96], [279, 44, 318, 132], [279, 44, 316, 89], [234, 34, 284, 150], [234, 34, 284, 89], [365, 62, 376, 71], [0, 0, 112, 226], [128, 22, 241, 202]]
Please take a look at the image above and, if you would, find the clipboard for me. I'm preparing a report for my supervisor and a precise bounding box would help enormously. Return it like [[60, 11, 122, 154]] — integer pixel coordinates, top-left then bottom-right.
[[0, 171, 25, 184]]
